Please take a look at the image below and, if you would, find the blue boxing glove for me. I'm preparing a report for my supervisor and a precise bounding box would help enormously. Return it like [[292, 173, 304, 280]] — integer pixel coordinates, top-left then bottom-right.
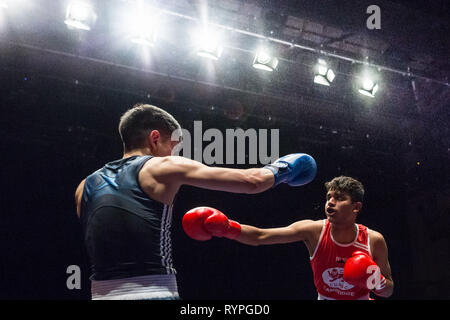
[[264, 153, 317, 187]]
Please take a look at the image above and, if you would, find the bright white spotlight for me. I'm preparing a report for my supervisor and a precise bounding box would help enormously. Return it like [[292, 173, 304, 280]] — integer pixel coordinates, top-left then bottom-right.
[[358, 76, 379, 98], [126, 2, 159, 47], [195, 29, 223, 60], [0, 1, 8, 9], [64, 1, 96, 31], [314, 59, 335, 86], [252, 49, 278, 71], [129, 13, 157, 46]]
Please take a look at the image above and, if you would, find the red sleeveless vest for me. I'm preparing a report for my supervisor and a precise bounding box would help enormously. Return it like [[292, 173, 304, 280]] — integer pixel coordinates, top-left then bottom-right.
[[310, 219, 372, 300]]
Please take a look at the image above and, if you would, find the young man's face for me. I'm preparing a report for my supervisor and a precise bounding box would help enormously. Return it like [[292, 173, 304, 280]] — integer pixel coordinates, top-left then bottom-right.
[[324, 189, 362, 226]]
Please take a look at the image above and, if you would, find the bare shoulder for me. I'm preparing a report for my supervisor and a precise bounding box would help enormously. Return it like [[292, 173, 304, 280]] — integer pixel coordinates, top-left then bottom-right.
[[144, 155, 194, 166], [369, 229, 386, 244], [368, 228, 389, 257], [311, 219, 325, 229], [140, 156, 172, 180], [291, 219, 323, 237], [290, 219, 323, 256], [141, 155, 171, 170], [293, 219, 323, 229], [310, 219, 325, 236], [141, 156, 194, 176], [139, 156, 186, 204]]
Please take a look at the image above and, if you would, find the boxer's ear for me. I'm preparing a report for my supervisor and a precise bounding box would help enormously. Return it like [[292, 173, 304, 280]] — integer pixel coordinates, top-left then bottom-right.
[[352, 201, 362, 215], [147, 130, 161, 152]]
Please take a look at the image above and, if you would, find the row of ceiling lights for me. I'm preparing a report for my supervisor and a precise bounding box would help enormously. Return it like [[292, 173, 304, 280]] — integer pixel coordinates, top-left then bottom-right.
[[0, 0, 380, 98]]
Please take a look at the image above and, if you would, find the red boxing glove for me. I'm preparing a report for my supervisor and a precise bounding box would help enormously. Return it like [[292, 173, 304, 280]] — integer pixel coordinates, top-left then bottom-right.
[[343, 251, 386, 292], [182, 207, 241, 241], [182, 207, 215, 241], [203, 209, 241, 239]]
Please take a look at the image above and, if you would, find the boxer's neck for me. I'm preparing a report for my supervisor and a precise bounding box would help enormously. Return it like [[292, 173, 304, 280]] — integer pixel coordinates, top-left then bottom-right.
[[330, 223, 357, 244]]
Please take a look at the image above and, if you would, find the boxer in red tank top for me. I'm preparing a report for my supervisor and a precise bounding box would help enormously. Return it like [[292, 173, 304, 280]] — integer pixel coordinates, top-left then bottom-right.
[[183, 176, 394, 299], [310, 219, 373, 300]]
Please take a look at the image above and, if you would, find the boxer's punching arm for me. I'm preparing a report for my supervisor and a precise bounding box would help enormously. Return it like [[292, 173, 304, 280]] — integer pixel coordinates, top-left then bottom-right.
[[236, 220, 317, 247], [370, 231, 394, 297], [151, 156, 275, 194], [182, 207, 317, 246]]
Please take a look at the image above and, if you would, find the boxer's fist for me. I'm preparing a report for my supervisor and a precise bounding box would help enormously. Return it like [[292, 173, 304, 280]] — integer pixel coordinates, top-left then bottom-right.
[[343, 251, 385, 291], [182, 207, 241, 241], [264, 153, 317, 187], [182, 207, 214, 241], [203, 210, 241, 239]]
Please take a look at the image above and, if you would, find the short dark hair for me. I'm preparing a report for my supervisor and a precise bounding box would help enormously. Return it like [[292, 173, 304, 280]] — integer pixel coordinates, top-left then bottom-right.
[[118, 103, 181, 151], [324, 176, 364, 203]]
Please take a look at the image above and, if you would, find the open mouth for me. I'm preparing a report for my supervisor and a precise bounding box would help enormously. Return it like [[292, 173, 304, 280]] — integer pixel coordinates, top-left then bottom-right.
[[326, 207, 336, 215]]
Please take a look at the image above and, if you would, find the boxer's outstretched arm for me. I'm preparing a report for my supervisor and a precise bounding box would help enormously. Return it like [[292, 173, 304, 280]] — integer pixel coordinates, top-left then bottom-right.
[[182, 208, 322, 256], [236, 220, 316, 246], [149, 156, 275, 194], [182, 207, 317, 246]]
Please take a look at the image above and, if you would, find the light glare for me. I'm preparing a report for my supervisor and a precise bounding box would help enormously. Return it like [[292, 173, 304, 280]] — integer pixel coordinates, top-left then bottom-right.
[[196, 29, 223, 60], [358, 75, 379, 98], [129, 13, 157, 46], [65, 1, 95, 31], [362, 78, 374, 90]]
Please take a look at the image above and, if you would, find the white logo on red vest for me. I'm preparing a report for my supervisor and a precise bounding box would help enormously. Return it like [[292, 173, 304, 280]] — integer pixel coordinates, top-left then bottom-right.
[[322, 267, 354, 291]]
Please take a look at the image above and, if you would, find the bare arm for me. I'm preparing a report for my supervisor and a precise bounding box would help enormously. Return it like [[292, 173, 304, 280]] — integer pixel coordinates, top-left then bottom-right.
[[74, 179, 86, 218], [236, 220, 317, 248], [149, 156, 275, 194], [370, 231, 394, 298]]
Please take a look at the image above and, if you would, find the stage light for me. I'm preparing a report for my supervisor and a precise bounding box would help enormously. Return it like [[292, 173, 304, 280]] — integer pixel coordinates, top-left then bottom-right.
[[358, 76, 379, 98], [129, 12, 158, 46], [121, 1, 159, 47], [252, 49, 278, 71], [196, 29, 223, 60], [314, 59, 335, 86], [64, 1, 96, 31]]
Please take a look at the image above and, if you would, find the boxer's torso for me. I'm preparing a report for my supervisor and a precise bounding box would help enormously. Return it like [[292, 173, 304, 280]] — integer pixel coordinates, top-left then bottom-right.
[[80, 155, 176, 281]]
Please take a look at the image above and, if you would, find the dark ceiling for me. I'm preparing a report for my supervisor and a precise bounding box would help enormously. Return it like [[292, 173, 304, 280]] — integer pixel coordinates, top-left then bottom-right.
[[0, 0, 449, 157]]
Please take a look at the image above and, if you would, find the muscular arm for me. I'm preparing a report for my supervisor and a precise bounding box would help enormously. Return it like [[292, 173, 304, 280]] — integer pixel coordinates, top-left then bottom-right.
[[149, 156, 275, 194], [236, 220, 318, 250], [370, 231, 394, 298]]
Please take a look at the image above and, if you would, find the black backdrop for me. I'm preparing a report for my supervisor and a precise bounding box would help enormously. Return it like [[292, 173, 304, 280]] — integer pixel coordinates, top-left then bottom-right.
[[2, 66, 447, 300], [0, 0, 449, 299]]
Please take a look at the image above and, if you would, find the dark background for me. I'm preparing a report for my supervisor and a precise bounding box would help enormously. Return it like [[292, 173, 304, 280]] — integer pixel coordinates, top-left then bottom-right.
[[0, 0, 449, 300]]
